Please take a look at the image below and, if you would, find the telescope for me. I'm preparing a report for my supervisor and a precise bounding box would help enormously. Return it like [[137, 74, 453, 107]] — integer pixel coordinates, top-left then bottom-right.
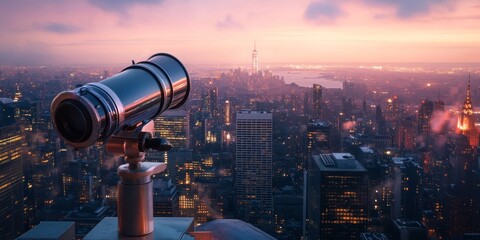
[[51, 53, 190, 149], [50, 53, 190, 237]]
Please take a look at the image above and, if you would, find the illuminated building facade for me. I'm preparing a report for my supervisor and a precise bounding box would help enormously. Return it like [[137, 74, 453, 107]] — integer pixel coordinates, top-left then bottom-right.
[[152, 110, 190, 150], [457, 75, 479, 147], [235, 110, 273, 230], [307, 153, 369, 240], [0, 101, 25, 239], [224, 100, 231, 126], [312, 84, 322, 120]]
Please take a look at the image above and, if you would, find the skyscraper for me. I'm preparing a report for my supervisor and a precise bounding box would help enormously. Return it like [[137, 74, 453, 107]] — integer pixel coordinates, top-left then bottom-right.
[[252, 41, 258, 75], [391, 157, 424, 220], [307, 153, 369, 240], [0, 101, 25, 239], [457, 75, 478, 147], [313, 84, 322, 120], [152, 110, 190, 150], [306, 120, 332, 156], [418, 99, 434, 136], [204, 88, 218, 117], [224, 100, 231, 126], [235, 110, 273, 231]]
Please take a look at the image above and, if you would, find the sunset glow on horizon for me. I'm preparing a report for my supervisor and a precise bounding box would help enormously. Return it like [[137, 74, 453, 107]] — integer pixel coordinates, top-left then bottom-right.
[[1, 0, 480, 65]]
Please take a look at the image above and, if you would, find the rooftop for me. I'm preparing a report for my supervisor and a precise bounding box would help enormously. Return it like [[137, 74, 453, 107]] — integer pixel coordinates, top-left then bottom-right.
[[393, 219, 425, 229], [312, 153, 367, 172], [196, 219, 276, 240], [360, 232, 388, 240], [17, 221, 75, 240], [360, 146, 374, 154], [307, 120, 331, 128]]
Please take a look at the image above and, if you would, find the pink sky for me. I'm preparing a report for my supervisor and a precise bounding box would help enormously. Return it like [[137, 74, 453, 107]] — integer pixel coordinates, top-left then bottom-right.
[[0, 0, 479, 65]]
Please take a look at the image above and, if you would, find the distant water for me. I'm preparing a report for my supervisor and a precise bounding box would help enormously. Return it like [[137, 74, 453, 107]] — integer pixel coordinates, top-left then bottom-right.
[[274, 70, 343, 88]]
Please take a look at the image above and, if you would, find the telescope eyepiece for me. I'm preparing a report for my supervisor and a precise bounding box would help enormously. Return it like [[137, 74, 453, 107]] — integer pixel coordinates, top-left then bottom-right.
[[54, 99, 93, 143]]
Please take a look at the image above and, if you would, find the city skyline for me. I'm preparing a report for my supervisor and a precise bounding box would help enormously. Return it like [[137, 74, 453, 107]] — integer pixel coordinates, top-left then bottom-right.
[[1, 0, 480, 65]]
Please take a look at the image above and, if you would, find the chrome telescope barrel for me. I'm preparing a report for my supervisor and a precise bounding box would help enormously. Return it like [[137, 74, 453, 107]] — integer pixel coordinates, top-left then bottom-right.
[[50, 53, 190, 148]]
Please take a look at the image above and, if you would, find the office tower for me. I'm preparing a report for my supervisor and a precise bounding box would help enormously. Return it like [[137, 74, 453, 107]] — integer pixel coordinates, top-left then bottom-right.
[[307, 153, 369, 240], [457, 75, 478, 147], [235, 110, 273, 231], [204, 118, 218, 145], [446, 133, 475, 186], [147, 110, 190, 182], [13, 84, 22, 102], [391, 157, 424, 220], [224, 100, 231, 126], [375, 104, 387, 135], [274, 195, 303, 239], [152, 110, 189, 150], [303, 92, 309, 115], [418, 99, 434, 136], [306, 120, 332, 156], [203, 88, 218, 117], [395, 116, 416, 150], [312, 84, 322, 120], [444, 185, 479, 238], [342, 97, 354, 120], [153, 178, 179, 217], [0, 101, 25, 239], [252, 41, 258, 75]]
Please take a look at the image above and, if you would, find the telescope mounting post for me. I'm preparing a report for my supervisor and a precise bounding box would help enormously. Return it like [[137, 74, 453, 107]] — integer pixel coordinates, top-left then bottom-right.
[[106, 125, 171, 237]]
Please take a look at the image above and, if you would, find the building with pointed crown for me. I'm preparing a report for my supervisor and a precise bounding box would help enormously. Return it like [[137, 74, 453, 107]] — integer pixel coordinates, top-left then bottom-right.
[[456, 74, 479, 147]]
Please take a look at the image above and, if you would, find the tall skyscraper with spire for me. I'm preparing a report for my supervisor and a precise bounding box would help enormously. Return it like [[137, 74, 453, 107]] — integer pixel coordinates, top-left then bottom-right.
[[252, 41, 258, 75], [456, 74, 479, 147]]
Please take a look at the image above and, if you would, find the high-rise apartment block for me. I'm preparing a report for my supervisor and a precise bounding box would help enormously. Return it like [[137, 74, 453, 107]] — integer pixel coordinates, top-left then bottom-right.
[[235, 110, 273, 230]]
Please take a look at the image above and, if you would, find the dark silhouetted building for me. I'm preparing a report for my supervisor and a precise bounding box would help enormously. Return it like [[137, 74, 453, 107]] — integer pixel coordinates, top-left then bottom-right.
[[307, 120, 332, 155], [153, 178, 179, 217], [444, 185, 479, 238], [307, 153, 369, 240], [391, 157, 423, 220], [391, 219, 427, 240], [418, 99, 434, 136], [313, 84, 322, 120]]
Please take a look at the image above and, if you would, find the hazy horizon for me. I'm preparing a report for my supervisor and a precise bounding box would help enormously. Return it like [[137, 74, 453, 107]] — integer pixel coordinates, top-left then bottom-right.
[[1, 0, 480, 65]]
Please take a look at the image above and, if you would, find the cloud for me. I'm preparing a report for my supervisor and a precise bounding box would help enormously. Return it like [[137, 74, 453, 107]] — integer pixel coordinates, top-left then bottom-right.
[[364, 0, 452, 18], [304, 0, 454, 23], [215, 15, 243, 30], [304, 1, 344, 22], [87, 0, 164, 13], [43, 23, 80, 34]]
